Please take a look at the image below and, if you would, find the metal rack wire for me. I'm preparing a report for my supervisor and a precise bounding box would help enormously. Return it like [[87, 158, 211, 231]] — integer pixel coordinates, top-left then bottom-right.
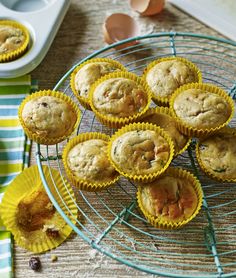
[[36, 32, 236, 277]]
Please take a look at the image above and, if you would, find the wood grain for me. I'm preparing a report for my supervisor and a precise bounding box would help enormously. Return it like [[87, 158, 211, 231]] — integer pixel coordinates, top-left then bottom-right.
[[14, 1, 235, 278]]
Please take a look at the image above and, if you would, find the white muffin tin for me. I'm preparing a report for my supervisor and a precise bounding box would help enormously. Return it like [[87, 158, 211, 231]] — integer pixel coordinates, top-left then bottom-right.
[[0, 0, 71, 78]]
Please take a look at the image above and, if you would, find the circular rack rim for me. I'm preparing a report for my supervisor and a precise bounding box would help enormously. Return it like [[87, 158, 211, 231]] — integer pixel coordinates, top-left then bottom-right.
[[36, 32, 236, 278]]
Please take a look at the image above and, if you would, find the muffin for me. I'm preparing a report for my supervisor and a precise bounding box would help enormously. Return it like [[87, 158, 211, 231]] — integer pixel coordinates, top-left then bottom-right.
[[18, 90, 80, 145], [137, 167, 203, 229], [17, 188, 57, 232], [70, 58, 127, 109], [169, 83, 234, 137], [0, 20, 30, 62], [0, 165, 78, 253], [63, 132, 119, 191], [139, 107, 190, 156], [196, 127, 236, 182], [108, 122, 174, 182], [89, 71, 151, 128], [143, 57, 201, 106]]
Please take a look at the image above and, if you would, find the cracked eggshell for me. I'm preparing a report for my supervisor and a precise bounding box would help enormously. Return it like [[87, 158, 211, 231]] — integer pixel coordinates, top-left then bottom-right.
[[103, 13, 140, 50], [130, 0, 165, 16]]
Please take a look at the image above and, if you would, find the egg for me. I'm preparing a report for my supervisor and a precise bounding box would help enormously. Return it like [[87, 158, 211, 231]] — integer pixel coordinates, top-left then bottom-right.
[[130, 0, 165, 16], [103, 13, 140, 50]]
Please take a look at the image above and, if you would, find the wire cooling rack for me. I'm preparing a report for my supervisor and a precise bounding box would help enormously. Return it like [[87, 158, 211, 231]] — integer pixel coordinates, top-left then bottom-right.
[[36, 32, 236, 277]]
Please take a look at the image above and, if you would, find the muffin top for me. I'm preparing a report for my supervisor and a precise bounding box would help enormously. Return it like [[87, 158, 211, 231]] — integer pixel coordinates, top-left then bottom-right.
[[0, 24, 27, 55], [67, 139, 117, 183], [146, 60, 198, 99], [198, 130, 236, 180], [111, 129, 170, 175], [92, 77, 148, 118], [173, 88, 231, 129], [141, 110, 188, 154], [74, 62, 121, 98], [22, 96, 77, 138], [140, 174, 198, 222]]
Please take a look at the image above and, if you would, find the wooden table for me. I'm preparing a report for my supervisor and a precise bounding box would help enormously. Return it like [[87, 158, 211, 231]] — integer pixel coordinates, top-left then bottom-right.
[[14, 1, 235, 277]]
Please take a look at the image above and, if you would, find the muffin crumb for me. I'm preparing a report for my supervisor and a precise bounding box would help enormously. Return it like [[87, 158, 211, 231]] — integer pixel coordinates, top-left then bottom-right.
[[51, 255, 58, 262], [43, 224, 60, 238]]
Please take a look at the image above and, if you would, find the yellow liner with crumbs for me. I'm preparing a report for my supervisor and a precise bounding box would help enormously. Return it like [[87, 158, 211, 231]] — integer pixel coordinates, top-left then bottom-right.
[[108, 122, 175, 183], [18, 90, 81, 145], [62, 132, 120, 191], [138, 106, 191, 157], [70, 58, 127, 110], [196, 127, 236, 183], [169, 83, 235, 137], [137, 167, 203, 229], [89, 71, 152, 128], [0, 20, 30, 62], [142, 56, 202, 106], [0, 165, 78, 253]]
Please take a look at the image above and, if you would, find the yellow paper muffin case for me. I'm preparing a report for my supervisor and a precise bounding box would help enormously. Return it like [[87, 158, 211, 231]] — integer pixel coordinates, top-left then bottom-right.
[[169, 83, 235, 138], [196, 127, 236, 183], [137, 167, 203, 229], [139, 106, 191, 157], [70, 58, 127, 110], [142, 56, 202, 106], [89, 71, 152, 128], [62, 132, 120, 191], [0, 20, 30, 62], [0, 165, 78, 253], [18, 90, 81, 145], [108, 122, 175, 183]]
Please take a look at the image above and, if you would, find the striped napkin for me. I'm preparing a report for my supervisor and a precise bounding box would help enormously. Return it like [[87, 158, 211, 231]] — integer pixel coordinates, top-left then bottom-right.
[[0, 75, 37, 278]]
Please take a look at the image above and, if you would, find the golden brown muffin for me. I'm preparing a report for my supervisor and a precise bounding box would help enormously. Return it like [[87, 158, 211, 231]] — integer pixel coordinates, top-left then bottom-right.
[[140, 107, 190, 155], [21, 95, 77, 139], [0, 25, 25, 54], [92, 77, 148, 118], [0, 20, 30, 62], [143, 57, 201, 106], [67, 138, 118, 184], [173, 88, 231, 129], [140, 174, 198, 222], [169, 83, 234, 137], [71, 58, 126, 109], [110, 129, 170, 175], [74, 62, 122, 98], [137, 167, 203, 229], [196, 128, 236, 182]]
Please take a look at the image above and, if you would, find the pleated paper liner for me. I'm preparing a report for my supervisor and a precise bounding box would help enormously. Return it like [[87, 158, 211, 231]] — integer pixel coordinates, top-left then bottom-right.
[[108, 122, 175, 183], [0, 165, 78, 253], [138, 106, 191, 157], [18, 90, 81, 145], [89, 71, 152, 128], [0, 20, 30, 62], [62, 132, 120, 191], [196, 127, 236, 183], [169, 83, 235, 138], [137, 167, 203, 230], [142, 56, 202, 106], [70, 58, 127, 110]]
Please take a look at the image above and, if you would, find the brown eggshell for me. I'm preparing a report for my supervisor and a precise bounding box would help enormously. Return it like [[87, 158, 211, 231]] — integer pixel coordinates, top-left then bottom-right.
[[130, 0, 165, 16], [103, 13, 140, 50]]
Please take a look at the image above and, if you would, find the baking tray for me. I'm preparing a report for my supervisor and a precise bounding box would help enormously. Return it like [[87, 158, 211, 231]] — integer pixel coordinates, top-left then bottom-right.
[[0, 0, 71, 78]]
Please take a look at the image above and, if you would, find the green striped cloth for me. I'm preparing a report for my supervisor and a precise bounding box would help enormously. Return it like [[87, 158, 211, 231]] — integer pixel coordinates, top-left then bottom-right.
[[0, 75, 37, 278]]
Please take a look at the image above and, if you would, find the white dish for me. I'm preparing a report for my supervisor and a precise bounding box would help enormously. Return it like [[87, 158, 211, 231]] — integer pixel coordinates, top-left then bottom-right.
[[0, 0, 71, 78]]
